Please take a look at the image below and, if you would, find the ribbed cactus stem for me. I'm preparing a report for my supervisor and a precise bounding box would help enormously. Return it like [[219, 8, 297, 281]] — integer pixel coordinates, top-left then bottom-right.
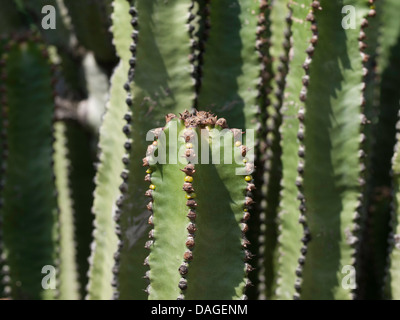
[[0, 33, 59, 300], [112, 0, 197, 300], [63, 0, 116, 64], [192, 0, 210, 100], [276, 0, 314, 300], [141, 111, 254, 300], [53, 121, 80, 300], [360, 0, 400, 299], [294, 0, 371, 299], [86, 0, 132, 300], [384, 110, 400, 300], [257, 0, 291, 300], [353, 0, 377, 300]]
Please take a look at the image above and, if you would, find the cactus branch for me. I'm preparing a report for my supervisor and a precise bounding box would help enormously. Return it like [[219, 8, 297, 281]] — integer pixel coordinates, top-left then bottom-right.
[[112, 0, 197, 300], [276, 0, 313, 300], [143, 112, 253, 300], [0, 34, 59, 300]]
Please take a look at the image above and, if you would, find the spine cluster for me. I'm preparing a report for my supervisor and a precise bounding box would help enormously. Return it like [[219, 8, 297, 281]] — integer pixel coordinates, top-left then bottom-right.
[[142, 126, 163, 297], [177, 158, 197, 299]]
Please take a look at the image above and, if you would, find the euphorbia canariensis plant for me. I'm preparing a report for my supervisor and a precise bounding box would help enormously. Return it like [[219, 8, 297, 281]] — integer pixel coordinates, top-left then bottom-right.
[[0, 0, 399, 300]]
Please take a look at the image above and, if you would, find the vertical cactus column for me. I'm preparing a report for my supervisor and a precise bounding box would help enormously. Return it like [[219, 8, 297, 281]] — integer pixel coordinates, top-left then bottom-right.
[[384, 111, 400, 300], [63, 0, 116, 65], [0, 37, 5, 298], [354, 0, 379, 299], [62, 121, 96, 299], [275, 0, 313, 300], [86, 0, 132, 300], [111, 0, 196, 299], [0, 34, 59, 300], [196, 0, 261, 130], [143, 112, 254, 300], [258, 0, 290, 300], [294, 0, 371, 299], [53, 121, 80, 300], [195, 0, 267, 299], [361, 0, 400, 299], [385, 111, 400, 300]]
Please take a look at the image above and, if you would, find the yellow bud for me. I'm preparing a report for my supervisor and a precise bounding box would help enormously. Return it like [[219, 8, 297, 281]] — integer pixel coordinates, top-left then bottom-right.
[[184, 176, 194, 183]]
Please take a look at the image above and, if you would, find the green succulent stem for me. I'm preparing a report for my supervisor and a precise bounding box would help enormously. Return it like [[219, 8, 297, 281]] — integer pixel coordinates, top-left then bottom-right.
[[361, 0, 400, 299], [86, 0, 132, 300], [297, 0, 370, 300], [112, 0, 196, 300], [0, 36, 58, 300], [53, 121, 80, 300], [197, 0, 260, 131], [385, 112, 400, 300], [63, 121, 96, 299], [1, 0, 399, 302], [144, 112, 253, 300], [276, 0, 312, 300], [63, 0, 116, 65]]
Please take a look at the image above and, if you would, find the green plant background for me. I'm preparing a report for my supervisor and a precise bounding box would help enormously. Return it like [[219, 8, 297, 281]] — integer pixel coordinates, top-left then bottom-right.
[[0, 0, 399, 300]]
